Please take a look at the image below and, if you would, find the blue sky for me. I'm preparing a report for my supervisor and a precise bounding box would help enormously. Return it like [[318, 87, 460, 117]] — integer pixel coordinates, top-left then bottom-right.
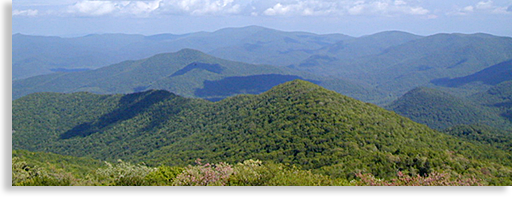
[[12, 0, 512, 37]]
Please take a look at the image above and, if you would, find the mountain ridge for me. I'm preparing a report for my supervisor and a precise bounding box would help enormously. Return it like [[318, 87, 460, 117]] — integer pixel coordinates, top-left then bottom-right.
[[13, 26, 351, 80], [387, 86, 512, 130], [293, 32, 512, 97], [431, 59, 512, 87], [12, 80, 512, 184], [13, 48, 386, 103]]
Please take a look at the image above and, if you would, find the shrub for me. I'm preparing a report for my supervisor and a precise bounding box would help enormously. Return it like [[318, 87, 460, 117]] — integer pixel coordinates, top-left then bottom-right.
[[93, 160, 156, 186], [173, 159, 234, 186], [228, 159, 268, 186], [144, 165, 184, 186], [353, 171, 483, 186]]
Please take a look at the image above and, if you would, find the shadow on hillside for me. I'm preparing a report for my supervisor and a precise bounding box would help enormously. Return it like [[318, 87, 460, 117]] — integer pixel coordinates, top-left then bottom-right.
[[59, 90, 176, 139], [195, 74, 321, 101]]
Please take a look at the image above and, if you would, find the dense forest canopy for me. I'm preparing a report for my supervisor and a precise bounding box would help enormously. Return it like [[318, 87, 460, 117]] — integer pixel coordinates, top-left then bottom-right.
[[12, 80, 512, 185]]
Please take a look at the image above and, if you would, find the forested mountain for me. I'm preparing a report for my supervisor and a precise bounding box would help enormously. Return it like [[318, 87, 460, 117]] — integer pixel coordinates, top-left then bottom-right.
[[386, 87, 511, 130], [12, 80, 512, 185], [442, 124, 512, 152], [15, 27, 512, 106], [13, 49, 386, 103], [431, 59, 512, 88], [13, 26, 350, 80], [293, 33, 512, 98], [470, 81, 512, 122], [13, 26, 512, 186], [310, 31, 421, 60]]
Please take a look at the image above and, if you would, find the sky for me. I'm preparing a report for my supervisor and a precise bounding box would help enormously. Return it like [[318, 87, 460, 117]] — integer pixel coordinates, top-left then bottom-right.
[[11, 0, 512, 37]]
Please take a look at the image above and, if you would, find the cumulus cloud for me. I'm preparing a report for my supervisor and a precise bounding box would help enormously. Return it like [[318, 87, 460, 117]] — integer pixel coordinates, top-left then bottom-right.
[[27, 0, 434, 17], [18, 0, 512, 18], [453, 0, 511, 15], [344, 0, 430, 16], [67, 1, 118, 16], [65, 0, 243, 16], [260, 0, 430, 17], [159, 0, 242, 15], [66, 0, 162, 16]]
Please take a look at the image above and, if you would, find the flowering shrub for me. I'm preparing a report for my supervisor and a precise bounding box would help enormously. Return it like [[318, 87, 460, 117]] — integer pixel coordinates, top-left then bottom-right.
[[353, 171, 483, 186], [173, 159, 234, 186], [13, 156, 490, 186], [173, 159, 339, 186]]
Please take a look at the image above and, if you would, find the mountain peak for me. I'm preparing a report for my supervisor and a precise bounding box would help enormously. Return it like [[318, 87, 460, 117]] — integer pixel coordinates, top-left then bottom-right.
[[266, 79, 323, 94], [276, 79, 319, 87], [167, 48, 214, 61], [261, 79, 356, 106], [175, 48, 206, 55]]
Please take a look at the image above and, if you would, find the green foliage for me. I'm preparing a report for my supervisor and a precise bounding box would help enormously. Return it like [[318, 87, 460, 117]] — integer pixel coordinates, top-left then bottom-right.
[[12, 157, 36, 185], [264, 165, 335, 186], [12, 156, 77, 186], [12, 80, 512, 185], [11, 152, 503, 186], [353, 171, 483, 186], [228, 159, 269, 186], [443, 124, 512, 152], [387, 87, 512, 130], [93, 160, 156, 186], [144, 166, 184, 186]]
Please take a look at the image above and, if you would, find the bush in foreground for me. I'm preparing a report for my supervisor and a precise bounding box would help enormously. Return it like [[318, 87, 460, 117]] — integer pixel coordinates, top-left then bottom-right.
[[12, 157, 486, 186]]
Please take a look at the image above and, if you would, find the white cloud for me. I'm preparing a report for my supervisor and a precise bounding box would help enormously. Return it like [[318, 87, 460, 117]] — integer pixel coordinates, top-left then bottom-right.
[[67, 1, 119, 16], [463, 6, 474, 12], [157, 0, 242, 16], [263, 3, 289, 16], [121, 0, 162, 15], [476, 0, 494, 10], [24, 0, 435, 17], [66, 0, 166, 17], [260, 0, 430, 17], [345, 0, 429, 16], [12, 9, 39, 16], [16, 0, 512, 18], [453, 0, 511, 15]]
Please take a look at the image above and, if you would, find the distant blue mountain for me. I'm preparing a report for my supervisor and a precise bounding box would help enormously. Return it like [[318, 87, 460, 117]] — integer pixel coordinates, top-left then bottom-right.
[[431, 59, 512, 87]]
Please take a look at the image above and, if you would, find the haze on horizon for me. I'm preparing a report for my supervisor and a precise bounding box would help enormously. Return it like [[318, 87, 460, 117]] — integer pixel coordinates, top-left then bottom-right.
[[12, 0, 512, 37]]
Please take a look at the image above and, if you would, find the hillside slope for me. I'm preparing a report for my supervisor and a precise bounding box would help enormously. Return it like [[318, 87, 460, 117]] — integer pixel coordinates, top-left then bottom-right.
[[13, 26, 349, 80], [295, 33, 512, 97], [386, 87, 511, 130], [432, 59, 512, 87], [13, 49, 385, 103], [12, 80, 512, 183]]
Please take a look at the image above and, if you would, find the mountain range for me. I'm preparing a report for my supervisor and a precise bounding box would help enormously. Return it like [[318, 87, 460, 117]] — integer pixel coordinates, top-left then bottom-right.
[[14, 27, 512, 104], [11, 26, 512, 185], [12, 49, 386, 103], [12, 80, 512, 184], [292, 33, 512, 98], [13, 26, 350, 80]]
